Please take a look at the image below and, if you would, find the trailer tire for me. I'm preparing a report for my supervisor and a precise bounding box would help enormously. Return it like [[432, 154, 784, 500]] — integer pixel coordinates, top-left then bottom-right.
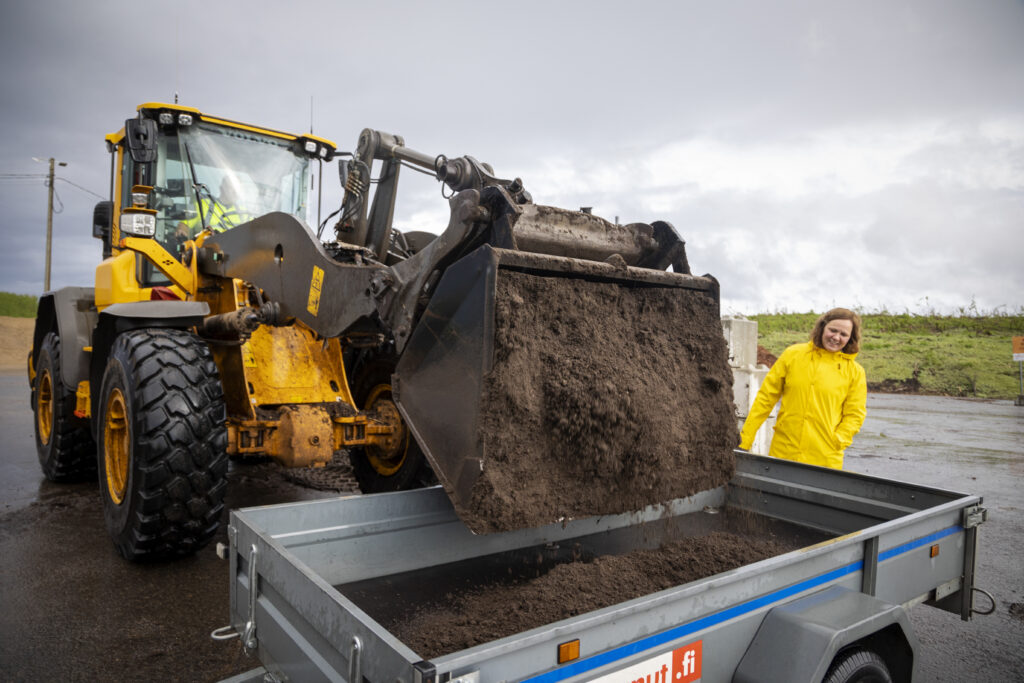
[[33, 332, 96, 482], [823, 648, 893, 683], [350, 358, 428, 493], [97, 328, 228, 561]]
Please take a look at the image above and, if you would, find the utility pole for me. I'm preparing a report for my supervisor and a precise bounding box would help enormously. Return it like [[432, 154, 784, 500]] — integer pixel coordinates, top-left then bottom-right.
[[42, 157, 67, 292]]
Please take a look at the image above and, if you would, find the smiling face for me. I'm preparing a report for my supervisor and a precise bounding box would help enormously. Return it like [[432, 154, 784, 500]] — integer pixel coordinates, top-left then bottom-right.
[[821, 318, 854, 352]]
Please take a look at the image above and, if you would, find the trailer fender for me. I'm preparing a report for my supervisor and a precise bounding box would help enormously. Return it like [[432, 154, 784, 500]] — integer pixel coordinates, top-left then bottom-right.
[[732, 586, 916, 683], [89, 300, 210, 422], [31, 287, 98, 393]]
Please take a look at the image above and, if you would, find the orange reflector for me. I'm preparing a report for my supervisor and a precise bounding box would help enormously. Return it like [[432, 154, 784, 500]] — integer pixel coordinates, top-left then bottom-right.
[[930, 544, 940, 558], [558, 640, 580, 664]]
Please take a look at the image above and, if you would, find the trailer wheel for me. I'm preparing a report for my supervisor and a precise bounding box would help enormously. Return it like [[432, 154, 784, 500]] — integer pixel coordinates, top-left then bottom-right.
[[350, 359, 428, 492], [33, 332, 96, 482], [823, 648, 893, 683], [97, 328, 228, 561]]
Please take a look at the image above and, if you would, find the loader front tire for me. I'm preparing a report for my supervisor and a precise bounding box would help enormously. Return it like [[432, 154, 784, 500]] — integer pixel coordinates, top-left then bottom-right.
[[97, 328, 228, 561], [33, 332, 96, 482], [350, 359, 428, 493]]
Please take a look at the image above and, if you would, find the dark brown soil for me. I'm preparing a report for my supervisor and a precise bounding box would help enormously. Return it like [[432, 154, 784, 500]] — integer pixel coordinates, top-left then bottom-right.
[[463, 272, 739, 533], [756, 344, 777, 367], [869, 377, 924, 394], [391, 530, 791, 658]]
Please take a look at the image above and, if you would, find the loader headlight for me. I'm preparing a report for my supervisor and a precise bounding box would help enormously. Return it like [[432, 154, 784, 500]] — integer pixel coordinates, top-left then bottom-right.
[[119, 211, 157, 237]]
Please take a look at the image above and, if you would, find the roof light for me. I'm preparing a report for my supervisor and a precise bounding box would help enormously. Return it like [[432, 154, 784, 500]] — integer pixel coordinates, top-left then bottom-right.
[[158, 112, 174, 125], [120, 212, 156, 238], [319, 146, 328, 158], [178, 114, 193, 126], [304, 140, 318, 154]]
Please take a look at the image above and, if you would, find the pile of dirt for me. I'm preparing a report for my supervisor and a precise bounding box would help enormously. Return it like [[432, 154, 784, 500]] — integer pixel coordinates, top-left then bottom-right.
[[391, 530, 790, 658], [756, 345, 777, 367], [464, 272, 739, 533], [0, 316, 33, 372]]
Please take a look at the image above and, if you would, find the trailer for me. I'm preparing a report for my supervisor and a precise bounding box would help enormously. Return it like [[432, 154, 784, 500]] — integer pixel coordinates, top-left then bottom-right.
[[216, 452, 988, 683]]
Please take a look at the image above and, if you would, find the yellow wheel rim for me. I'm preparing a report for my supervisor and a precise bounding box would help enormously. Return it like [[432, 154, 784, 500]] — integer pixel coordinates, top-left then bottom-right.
[[364, 384, 409, 477], [103, 388, 130, 505], [37, 368, 54, 446]]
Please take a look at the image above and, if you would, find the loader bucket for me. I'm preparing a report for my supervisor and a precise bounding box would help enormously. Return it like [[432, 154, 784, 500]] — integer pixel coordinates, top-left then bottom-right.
[[393, 243, 737, 534]]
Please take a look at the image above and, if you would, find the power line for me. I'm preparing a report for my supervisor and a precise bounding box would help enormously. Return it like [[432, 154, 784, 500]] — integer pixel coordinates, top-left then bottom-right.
[[0, 173, 104, 199], [55, 176, 105, 199]]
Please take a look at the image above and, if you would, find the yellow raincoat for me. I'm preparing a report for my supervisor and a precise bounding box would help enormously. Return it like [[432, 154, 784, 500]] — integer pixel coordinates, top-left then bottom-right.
[[739, 341, 867, 469]]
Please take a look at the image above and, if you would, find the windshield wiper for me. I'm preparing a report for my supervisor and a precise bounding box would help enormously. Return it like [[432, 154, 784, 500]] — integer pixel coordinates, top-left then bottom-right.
[[182, 141, 210, 231]]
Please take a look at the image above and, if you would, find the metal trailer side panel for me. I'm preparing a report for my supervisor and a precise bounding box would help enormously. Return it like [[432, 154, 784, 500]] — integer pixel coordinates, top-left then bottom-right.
[[226, 453, 982, 683], [233, 486, 726, 586]]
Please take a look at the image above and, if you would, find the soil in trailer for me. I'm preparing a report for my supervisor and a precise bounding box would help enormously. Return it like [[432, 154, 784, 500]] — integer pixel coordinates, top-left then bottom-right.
[[343, 512, 821, 659], [464, 270, 739, 533]]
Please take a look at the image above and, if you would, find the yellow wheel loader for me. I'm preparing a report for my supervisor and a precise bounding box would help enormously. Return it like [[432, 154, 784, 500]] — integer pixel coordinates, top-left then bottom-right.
[[28, 103, 727, 561]]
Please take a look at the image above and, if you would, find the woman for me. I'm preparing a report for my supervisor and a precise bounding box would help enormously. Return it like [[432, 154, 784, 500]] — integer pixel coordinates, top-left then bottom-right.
[[739, 308, 867, 469]]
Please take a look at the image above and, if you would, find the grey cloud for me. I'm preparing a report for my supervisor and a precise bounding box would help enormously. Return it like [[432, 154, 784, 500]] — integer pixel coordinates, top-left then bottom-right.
[[0, 0, 1021, 316]]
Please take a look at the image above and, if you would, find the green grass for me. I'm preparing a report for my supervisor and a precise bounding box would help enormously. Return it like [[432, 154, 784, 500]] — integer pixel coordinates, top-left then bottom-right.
[[4, 290, 1021, 399], [750, 311, 1024, 399], [0, 292, 37, 318]]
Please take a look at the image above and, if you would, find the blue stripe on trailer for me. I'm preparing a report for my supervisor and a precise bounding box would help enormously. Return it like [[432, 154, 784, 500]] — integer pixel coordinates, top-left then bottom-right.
[[522, 524, 964, 683], [878, 525, 960, 562]]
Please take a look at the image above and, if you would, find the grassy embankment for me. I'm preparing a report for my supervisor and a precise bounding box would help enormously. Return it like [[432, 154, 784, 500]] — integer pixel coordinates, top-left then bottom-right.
[[0, 292, 38, 318], [4, 292, 1022, 398], [751, 310, 1024, 400]]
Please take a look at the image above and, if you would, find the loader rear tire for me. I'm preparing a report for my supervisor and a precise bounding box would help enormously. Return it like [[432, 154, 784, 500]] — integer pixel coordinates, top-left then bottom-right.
[[32, 332, 96, 482], [97, 328, 228, 561], [350, 359, 428, 493]]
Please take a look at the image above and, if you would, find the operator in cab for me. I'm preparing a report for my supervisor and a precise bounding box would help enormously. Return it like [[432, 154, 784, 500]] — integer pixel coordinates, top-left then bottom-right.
[[175, 175, 253, 239], [739, 308, 867, 469]]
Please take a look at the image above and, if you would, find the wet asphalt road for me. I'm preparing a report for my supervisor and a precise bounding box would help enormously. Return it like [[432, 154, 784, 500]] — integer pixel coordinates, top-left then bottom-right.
[[1, 370, 1022, 681], [843, 394, 1024, 682], [0, 370, 338, 681]]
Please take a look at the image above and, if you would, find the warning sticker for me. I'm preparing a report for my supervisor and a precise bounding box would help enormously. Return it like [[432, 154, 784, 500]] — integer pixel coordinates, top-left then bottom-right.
[[307, 265, 324, 316], [590, 641, 702, 683]]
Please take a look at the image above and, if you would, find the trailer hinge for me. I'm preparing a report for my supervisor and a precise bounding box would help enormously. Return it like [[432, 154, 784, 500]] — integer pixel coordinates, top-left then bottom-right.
[[963, 506, 987, 529], [242, 544, 259, 652], [349, 636, 363, 683]]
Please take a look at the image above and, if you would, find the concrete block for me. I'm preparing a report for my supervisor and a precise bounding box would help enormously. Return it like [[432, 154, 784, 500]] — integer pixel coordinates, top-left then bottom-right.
[[721, 316, 759, 368]]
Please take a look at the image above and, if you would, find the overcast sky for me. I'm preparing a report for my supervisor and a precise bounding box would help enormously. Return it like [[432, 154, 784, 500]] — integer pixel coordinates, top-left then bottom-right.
[[1, 0, 1021, 315]]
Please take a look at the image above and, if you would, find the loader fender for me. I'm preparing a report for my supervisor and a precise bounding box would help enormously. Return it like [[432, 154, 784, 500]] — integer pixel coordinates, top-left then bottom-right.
[[32, 287, 98, 393], [89, 300, 210, 422], [733, 586, 916, 683]]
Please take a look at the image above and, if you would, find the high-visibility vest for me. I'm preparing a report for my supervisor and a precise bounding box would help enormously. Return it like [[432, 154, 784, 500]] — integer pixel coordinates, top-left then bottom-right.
[[182, 197, 253, 234]]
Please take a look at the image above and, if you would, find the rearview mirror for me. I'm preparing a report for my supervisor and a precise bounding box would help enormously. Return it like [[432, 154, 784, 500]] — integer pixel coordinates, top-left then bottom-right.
[[125, 118, 158, 163]]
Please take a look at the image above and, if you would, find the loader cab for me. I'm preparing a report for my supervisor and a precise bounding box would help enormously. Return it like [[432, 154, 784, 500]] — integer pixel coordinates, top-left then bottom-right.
[[100, 103, 336, 293]]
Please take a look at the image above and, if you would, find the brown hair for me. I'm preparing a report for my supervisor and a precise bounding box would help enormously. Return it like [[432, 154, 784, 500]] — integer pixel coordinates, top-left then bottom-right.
[[811, 308, 862, 354]]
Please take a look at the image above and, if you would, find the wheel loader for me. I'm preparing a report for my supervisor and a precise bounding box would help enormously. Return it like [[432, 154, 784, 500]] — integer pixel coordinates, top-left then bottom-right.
[[28, 102, 727, 561]]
